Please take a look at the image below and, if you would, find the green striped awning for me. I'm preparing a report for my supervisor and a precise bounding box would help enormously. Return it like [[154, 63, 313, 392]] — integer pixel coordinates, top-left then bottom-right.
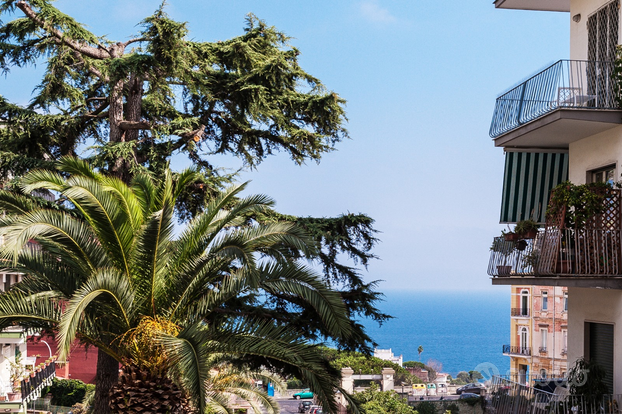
[[500, 151, 569, 224]]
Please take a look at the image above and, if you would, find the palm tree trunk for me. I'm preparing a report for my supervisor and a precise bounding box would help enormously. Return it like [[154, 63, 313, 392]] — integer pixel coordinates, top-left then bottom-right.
[[93, 349, 119, 414]]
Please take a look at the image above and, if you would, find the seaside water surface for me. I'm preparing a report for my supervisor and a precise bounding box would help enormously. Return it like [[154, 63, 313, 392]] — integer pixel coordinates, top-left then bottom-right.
[[361, 289, 511, 377]]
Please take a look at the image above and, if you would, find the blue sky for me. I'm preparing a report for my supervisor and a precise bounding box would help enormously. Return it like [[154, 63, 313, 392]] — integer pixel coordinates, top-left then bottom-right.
[[1, 1, 570, 292]]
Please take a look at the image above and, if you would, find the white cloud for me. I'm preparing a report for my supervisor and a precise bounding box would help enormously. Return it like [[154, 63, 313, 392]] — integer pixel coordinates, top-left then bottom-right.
[[359, 1, 397, 24]]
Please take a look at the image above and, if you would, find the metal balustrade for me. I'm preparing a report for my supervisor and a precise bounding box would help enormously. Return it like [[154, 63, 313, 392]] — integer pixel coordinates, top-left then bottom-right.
[[490, 60, 618, 138], [489, 227, 622, 277], [489, 376, 622, 414], [19, 362, 55, 404], [503, 345, 531, 356], [511, 308, 530, 317]]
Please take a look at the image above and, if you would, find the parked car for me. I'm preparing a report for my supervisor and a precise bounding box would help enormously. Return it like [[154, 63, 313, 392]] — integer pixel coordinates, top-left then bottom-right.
[[459, 392, 481, 400], [309, 406, 322, 414], [298, 401, 312, 412], [294, 389, 314, 399], [456, 383, 485, 395]]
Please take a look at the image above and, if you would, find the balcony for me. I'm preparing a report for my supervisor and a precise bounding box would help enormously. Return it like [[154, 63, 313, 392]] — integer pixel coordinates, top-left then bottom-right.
[[511, 308, 530, 317], [494, 0, 569, 12], [0, 361, 55, 409], [539, 347, 548, 354], [489, 187, 622, 288], [503, 344, 531, 357], [490, 60, 622, 148]]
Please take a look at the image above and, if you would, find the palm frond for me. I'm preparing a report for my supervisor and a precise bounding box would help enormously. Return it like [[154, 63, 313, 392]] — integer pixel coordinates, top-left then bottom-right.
[[58, 268, 134, 360], [157, 324, 211, 413]]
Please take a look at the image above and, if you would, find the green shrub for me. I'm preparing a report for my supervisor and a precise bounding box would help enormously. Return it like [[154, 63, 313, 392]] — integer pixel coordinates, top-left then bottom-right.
[[287, 378, 305, 389], [47, 378, 94, 407], [413, 401, 437, 414]]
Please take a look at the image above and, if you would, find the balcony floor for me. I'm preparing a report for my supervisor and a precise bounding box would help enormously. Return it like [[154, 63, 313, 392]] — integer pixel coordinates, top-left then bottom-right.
[[493, 108, 622, 149], [492, 276, 622, 289], [494, 0, 569, 11]]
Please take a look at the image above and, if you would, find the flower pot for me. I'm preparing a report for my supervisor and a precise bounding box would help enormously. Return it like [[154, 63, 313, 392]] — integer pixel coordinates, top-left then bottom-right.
[[497, 265, 512, 275], [0, 396, 6, 401], [7, 392, 21, 402], [504, 232, 519, 241], [518, 229, 538, 239]]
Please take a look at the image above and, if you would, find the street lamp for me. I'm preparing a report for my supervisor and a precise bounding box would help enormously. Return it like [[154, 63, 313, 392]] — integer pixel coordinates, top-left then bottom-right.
[[33, 333, 52, 358]]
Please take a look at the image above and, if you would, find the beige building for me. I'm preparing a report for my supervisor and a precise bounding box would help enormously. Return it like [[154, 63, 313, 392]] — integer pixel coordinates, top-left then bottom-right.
[[504, 286, 568, 383], [488, 0, 622, 396]]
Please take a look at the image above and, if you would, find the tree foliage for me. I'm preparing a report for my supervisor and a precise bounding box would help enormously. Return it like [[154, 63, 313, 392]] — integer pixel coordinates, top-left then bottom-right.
[[353, 384, 415, 414], [454, 371, 483, 385], [321, 348, 421, 386], [0, 0, 388, 337], [0, 159, 362, 413], [0, 1, 347, 179]]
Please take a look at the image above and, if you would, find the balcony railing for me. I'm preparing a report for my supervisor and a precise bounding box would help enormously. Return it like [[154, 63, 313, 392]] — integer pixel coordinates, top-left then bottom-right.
[[490, 60, 617, 138], [503, 345, 531, 356], [18, 362, 55, 404], [489, 376, 621, 414], [510, 307, 529, 317], [489, 228, 622, 277], [539, 346, 547, 354]]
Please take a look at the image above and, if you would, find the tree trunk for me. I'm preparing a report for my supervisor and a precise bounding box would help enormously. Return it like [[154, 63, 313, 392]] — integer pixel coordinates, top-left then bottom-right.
[[93, 349, 119, 414]]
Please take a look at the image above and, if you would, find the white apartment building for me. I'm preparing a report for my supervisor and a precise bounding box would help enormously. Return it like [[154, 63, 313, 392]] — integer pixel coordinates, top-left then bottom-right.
[[488, 0, 622, 396]]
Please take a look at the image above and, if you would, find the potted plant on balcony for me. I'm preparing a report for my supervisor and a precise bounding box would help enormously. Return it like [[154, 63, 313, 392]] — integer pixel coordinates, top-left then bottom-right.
[[491, 236, 514, 275], [521, 250, 540, 273], [503, 229, 519, 242], [547, 181, 612, 229], [515, 219, 539, 239], [545, 181, 616, 273], [7, 389, 21, 402]]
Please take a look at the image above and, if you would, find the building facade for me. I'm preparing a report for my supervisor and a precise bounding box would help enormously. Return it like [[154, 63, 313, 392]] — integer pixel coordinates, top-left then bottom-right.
[[504, 286, 568, 384], [489, 0, 622, 396], [373, 348, 403, 367]]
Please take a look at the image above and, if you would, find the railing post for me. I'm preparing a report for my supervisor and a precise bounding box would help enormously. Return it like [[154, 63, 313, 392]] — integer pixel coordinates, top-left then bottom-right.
[[516, 83, 527, 126]]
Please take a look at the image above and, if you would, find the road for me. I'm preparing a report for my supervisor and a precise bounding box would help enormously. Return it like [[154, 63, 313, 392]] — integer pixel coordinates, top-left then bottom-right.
[[277, 398, 305, 414], [276, 394, 461, 413]]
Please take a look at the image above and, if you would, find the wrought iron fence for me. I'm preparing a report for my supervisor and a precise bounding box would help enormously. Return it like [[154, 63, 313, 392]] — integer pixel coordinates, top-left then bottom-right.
[[511, 308, 530, 317], [489, 228, 622, 277], [489, 60, 617, 138], [488, 376, 622, 414], [20, 362, 56, 404], [488, 235, 539, 277], [502, 345, 531, 356]]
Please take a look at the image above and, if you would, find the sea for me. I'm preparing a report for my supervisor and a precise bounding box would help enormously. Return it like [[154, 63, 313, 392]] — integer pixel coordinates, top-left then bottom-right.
[[360, 290, 511, 379]]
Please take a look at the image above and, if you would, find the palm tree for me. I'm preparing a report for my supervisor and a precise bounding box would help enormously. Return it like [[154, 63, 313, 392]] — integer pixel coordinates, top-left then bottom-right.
[[0, 157, 358, 413]]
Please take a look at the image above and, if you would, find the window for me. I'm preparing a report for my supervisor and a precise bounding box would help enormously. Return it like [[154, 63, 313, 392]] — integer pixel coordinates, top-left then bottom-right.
[[563, 291, 568, 311], [589, 165, 616, 184], [540, 328, 548, 351], [587, 1, 619, 107], [521, 290, 529, 316], [542, 291, 548, 311], [520, 327, 529, 352], [562, 329, 568, 353]]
